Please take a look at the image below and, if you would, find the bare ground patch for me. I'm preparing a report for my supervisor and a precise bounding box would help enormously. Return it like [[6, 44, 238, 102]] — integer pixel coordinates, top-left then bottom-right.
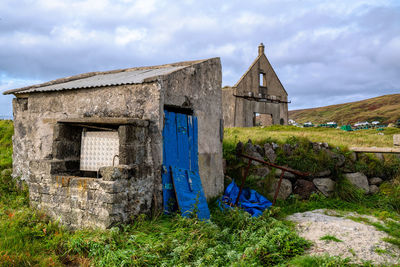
[[287, 209, 400, 265]]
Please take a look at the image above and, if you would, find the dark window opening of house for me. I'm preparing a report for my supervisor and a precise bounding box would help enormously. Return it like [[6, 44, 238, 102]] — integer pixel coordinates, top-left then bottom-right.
[[51, 118, 149, 178], [280, 118, 285, 125], [259, 73, 267, 96], [52, 122, 119, 178]]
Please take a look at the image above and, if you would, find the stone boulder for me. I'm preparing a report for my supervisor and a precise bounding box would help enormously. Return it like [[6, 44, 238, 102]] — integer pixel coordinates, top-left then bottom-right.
[[282, 144, 294, 156], [312, 142, 322, 152], [254, 144, 264, 157], [369, 185, 379, 194], [243, 140, 264, 165], [326, 150, 345, 167], [271, 142, 279, 150], [369, 177, 383, 186], [314, 170, 331, 178], [264, 143, 277, 163], [253, 167, 270, 178], [268, 178, 292, 200], [275, 169, 295, 179], [349, 152, 357, 162], [344, 172, 369, 193], [293, 179, 318, 199], [313, 178, 336, 197], [236, 141, 244, 155]]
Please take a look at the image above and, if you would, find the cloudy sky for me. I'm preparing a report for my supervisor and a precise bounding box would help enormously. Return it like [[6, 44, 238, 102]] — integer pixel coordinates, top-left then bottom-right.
[[1, 0, 399, 117]]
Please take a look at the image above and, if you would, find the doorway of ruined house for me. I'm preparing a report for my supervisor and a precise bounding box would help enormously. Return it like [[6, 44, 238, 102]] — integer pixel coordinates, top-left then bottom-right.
[[254, 112, 273, 126], [161, 109, 210, 220]]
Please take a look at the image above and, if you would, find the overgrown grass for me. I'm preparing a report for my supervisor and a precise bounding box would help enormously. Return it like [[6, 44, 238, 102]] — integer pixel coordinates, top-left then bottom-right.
[[1, 122, 400, 265], [0, 171, 311, 266], [282, 254, 354, 267], [0, 120, 13, 169], [224, 125, 400, 149]]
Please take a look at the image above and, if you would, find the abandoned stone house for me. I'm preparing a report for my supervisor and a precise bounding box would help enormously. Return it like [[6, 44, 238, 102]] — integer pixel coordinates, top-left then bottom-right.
[[4, 58, 224, 229], [222, 43, 289, 127]]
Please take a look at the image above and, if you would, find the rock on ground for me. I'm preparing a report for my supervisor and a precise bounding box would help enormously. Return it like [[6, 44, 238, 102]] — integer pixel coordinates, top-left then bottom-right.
[[268, 178, 292, 200], [274, 169, 295, 179], [344, 172, 369, 193], [369, 185, 379, 194], [313, 178, 335, 197], [287, 209, 400, 265], [264, 143, 277, 163], [253, 167, 270, 178], [293, 179, 317, 199], [369, 177, 383, 185]]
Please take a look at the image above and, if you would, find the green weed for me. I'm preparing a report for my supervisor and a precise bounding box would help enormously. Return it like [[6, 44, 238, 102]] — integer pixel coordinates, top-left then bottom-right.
[[0, 120, 13, 170], [320, 235, 343, 242], [282, 254, 352, 266]]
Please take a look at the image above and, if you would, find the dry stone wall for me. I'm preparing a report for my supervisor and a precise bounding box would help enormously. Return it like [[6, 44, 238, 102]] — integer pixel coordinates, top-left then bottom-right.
[[231, 140, 392, 201]]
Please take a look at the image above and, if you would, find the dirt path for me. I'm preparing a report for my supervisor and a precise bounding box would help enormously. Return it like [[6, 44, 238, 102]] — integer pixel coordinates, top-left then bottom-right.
[[287, 209, 400, 265]]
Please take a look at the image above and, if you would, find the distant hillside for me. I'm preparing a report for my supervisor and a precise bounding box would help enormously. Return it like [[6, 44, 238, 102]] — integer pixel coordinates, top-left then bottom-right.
[[289, 94, 400, 125]]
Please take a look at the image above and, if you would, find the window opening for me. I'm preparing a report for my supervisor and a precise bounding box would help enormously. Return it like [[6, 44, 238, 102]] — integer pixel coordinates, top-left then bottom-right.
[[259, 72, 266, 87], [80, 129, 119, 172], [254, 113, 273, 126]]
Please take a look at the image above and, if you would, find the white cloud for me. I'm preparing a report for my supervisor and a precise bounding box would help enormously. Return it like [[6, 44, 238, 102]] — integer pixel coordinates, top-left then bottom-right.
[[115, 27, 147, 46], [0, 0, 399, 115]]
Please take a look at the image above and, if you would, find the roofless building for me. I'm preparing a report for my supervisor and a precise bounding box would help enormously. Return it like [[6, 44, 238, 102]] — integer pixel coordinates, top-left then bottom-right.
[[223, 43, 289, 127]]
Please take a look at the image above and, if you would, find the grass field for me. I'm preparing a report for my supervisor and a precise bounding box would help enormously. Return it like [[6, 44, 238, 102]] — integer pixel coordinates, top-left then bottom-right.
[[0, 120, 13, 169], [224, 125, 400, 149], [289, 94, 400, 125], [0, 121, 400, 266]]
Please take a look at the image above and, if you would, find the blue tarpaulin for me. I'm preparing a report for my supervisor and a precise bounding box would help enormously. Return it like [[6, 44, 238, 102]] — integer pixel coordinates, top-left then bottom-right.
[[220, 181, 272, 217]]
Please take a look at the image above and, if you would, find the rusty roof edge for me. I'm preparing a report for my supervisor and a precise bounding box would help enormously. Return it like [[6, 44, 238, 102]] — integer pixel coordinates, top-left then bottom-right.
[[3, 58, 214, 95]]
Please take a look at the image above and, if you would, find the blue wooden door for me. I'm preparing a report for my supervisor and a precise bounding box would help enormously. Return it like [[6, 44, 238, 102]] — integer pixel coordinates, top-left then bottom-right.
[[162, 110, 210, 220]]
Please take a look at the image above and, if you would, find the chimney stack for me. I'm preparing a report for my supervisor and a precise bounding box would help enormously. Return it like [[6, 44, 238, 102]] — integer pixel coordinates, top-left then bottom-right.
[[258, 43, 265, 56]]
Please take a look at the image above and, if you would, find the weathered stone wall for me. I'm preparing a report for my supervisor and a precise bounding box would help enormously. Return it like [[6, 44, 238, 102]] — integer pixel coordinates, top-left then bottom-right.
[[12, 83, 160, 228], [222, 87, 236, 128], [160, 58, 224, 199], [12, 82, 161, 182], [222, 51, 288, 127], [235, 55, 287, 102], [255, 113, 273, 126], [29, 162, 154, 229], [27, 121, 155, 229], [232, 140, 388, 201], [233, 99, 281, 127]]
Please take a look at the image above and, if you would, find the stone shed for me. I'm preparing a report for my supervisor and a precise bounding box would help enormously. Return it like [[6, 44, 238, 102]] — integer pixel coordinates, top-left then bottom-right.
[[4, 58, 224, 229], [223, 43, 289, 127]]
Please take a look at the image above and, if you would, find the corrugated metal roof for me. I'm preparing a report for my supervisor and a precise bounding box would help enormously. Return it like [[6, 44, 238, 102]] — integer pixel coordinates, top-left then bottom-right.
[[10, 66, 185, 94]]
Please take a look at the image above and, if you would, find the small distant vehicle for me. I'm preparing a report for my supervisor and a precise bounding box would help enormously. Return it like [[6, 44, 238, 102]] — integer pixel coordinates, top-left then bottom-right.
[[303, 122, 314, 127], [396, 119, 400, 128]]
